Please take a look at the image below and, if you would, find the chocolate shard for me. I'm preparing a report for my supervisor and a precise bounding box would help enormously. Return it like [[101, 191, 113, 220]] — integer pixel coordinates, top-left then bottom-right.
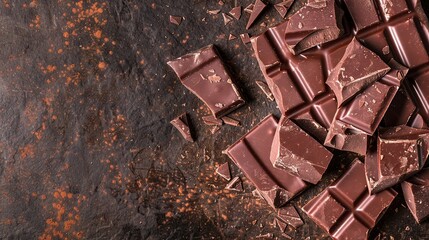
[[228, 34, 237, 40], [275, 218, 289, 232], [226, 115, 308, 209], [202, 115, 223, 126], [222, 116, 240, 126], [210, 125, 221, 134], [277, 205, 303, 229], [246, 0, 267, 29], [284, 0, 344, 54], [326, 38, 391, 106], [240, 33, 250, 44], [169, 15, 183, 25], [222, 13, 234, 25], [208, 9, 221, 15], [229, 6, 241, 20], [303, 159, 397, 240], [401, 168, 429, 223], [324, 63, 408, 155], [270, 116, 333, 184], [252, 189, 263, 199], [274, 0, 293, 18], [365, 126, 429, 194], [225, 176, 243, 191], [170, 113, 194, 142], [244, 3, 254, 13], [167, 45, 245, 118], [216, 162, 231, 181], [256, 80, 274, 101]]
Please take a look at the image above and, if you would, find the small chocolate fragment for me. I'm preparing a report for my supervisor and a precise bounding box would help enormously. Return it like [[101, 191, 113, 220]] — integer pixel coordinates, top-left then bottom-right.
[[210, 125, 221, 134], [208, 9, 221, 15], [303, 159, 397, 240], [256, 80, 274, 101], [216, 162, 231, 181], [274, 0, 293, 18], [246, 0, 267, 29], [270, 116, 333, 184], [277, 205, 303, 229], [167, 45, 245, 118], [169, 15, 183, 25], [240, 33, 250, 44], [284, 0, 344, 54], [170, 113, 194, 142], [326, 38, 391, 106], [275, 218, 288, 232], [222, 13, 233, 25], [202, 115, 223, 126], [226, 115, 308, 208], [225, 176, 243, 191], [402, 168, 429, 223], [229, 6, 241, 20], [244, 3, 254, 13], [228, 34, 237, 40], [365, 126, 429, 194], [222, 116, 240, 126], [252, 189, 263, 199]]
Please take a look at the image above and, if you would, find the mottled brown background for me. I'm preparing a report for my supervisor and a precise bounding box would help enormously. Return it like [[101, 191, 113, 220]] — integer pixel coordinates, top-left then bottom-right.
[[0, 0, 428, 239]]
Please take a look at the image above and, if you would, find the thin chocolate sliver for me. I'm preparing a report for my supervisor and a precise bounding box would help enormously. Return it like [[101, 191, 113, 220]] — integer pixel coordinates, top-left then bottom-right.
[[222, 116, 240, 126], [208, 9, 221, 15], [169, 15, 183, 25], [226, 115, 308, 209], [240, 33, 250, 44], [222, 13, 233, 25], [202, 115, 223, 126], [256, 80, 274, 101], [228, 34, 237, 40], [170, 113, 194, 142], [402, 168, 429, 223], [210, 125, 221, 134], [225, 176, 243, 191], [246, 0, 266, 29], [303, 159, 397, 240], [216, 162, 231, 181], [244, 3, 254, 14], [274, 0, 293, 18], [167, 45, 245, 118], [276, 205, 303, 229]]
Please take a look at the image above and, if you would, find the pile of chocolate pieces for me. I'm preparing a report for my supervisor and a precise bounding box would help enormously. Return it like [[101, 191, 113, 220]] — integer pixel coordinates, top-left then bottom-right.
[[168, 0, 429, 238]]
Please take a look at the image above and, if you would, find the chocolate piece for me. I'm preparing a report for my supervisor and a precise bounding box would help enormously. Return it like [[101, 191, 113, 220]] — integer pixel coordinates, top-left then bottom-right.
[[222, 13, 233, 25], [270, 116, 333, 184], [244, 3, 254, 14], [170, 113, 194, 142], [226, 115, 308, 208], [303, 160, 397, 239], [402, 168, 429, 223], [216, 162, 231, 181], [256, 80, 274, 101], [229, 6, 241, 20], [240, 33, 250, 44], [222, 116, 240, 126], [168, 45, 244, 118], [324, 63, 408, 155], [274, 0, 293, 18], [225, 176, 243, 191], [326, 38, 391, 106], [228, 34, 237, 40], [246, 0, 267, 29], [366, 126, 429, 194], [208, 9, 221, 15], [210, 125, 221, 134], [277, 205, 303, 229], [284, 0, 344, 54], [202, 115, 223, 126], [275, 218, 289, 232], [383, 87, 416, 127], [252, 189, 263, 199], [169, 15, 183, 25]]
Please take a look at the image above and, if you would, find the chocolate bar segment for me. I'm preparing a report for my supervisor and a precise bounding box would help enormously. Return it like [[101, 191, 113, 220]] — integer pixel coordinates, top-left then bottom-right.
[[270, 115, 333, 184], [226, 115, 308, 209], [284, 0, 344, 54], [401, 168, 429, 223], [326, 38, 391, 106], [365, 126, 429, 194], [167, 45, 244, 118], [303, 160, 397, 240]]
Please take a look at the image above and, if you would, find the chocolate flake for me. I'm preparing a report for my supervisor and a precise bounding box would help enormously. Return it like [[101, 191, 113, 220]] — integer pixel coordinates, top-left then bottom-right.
[[225, 176, 243, 191], [256, 80, 274, 101], [246, 0, 267, 29], [202, 115, 223, 126], [210, 125, 221, 134], [244, 3, 254, 13], [222, 13, 234, 25], [274, 0, 293, 18], [222, 116, 240, 126], [170, 113, 194, 142], [228, 34, 237, 40], [276, 205, 303, 229], [229, 6, 242, 20], [169, 15, 183, 25], [240, 33, 251, 44], [216, 162, 232, 181], [208, 9, 221, 15]]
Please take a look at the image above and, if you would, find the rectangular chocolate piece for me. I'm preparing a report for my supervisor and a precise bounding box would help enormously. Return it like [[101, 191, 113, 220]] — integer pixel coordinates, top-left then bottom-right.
[[270, 115, 333, 184], [402, 168, 429, 223], [303, 160, 397, 240], [167, 45, 244, 118], [226, 115, 308, 209], [365, 126, 429, 194]]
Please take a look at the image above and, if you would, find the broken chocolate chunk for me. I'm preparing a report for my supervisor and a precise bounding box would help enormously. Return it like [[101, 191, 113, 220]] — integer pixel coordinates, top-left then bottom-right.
[[274, 0, 293, 18], [169, 15, 183, 25], [244, 3, 254, 13], [225, 176, 243, 191], [170, 113, 194, 142], [246, 0, 267, 29], [270, 116, 333, 184], [402, 168, 429, 223], [222, 116, 240, 126], [366, 126, 429, 194], [326, 38, 391, 106], [222, 13, 233, 25], [216, 162, 231, 181], [202, 115, 223, 126], [167, 45, 245, 118], [229, 6, 241, 20]]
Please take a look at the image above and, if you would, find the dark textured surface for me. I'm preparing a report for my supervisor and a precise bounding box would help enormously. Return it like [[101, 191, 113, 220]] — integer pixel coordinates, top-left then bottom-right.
[[0, 0, 428, 239]]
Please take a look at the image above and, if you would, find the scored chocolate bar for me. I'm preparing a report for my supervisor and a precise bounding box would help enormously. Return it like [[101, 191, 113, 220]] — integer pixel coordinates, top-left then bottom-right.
[[226, 115, 308, 209], [168, 45, 244, 118], [303, 159, 397, 240]]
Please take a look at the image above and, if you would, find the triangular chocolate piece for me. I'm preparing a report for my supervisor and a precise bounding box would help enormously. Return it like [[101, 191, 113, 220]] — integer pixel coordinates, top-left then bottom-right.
[[225, 176, 243, 191], [222, 13, 234, 25], [275, 218, 288, 232], [216, 162, 231, 181], [277, 205, 303, 229], [169, 15, 183, 25], [246, 0, 267, 29], [327, 38, 390, 106], [240, 33, 250, 44], [228, 34, 237, 40], [208, 9, 221, 15], [170, 113, 194, 142], [244, 3, 254, 13], [229, 6, 242, 20], [274, 0, 293, 18]]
